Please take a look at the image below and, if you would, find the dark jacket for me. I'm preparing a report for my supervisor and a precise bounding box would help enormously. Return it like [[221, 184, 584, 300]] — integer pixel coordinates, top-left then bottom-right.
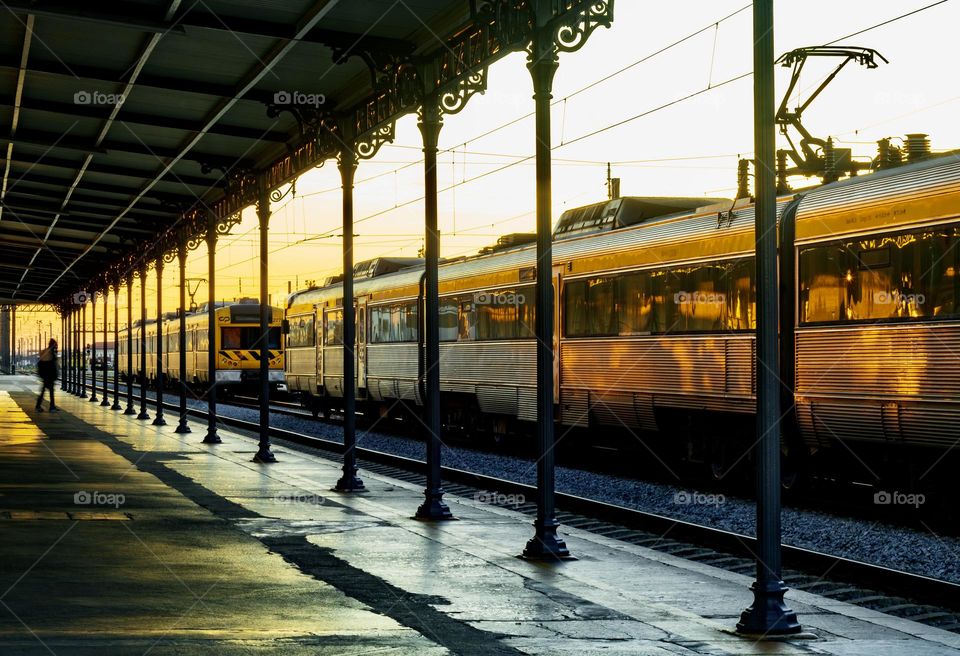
[[38, 348, 58, 383]]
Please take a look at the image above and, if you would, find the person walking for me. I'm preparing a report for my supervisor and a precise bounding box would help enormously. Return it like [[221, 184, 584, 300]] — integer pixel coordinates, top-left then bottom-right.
[[36, 339, 59, 412]]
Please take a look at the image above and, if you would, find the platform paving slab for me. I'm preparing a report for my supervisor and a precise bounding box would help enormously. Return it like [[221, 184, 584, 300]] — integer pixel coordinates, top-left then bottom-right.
[[3, 374, 960, 655]]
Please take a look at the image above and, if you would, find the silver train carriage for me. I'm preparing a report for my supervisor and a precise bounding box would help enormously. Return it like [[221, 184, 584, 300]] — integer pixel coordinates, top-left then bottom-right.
[[285, 155, 960, 478]]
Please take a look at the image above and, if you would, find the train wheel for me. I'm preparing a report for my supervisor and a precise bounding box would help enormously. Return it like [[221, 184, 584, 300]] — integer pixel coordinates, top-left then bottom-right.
[[708, 439, 737, 483], [489, 417, 509, 448], [780, 445, 808, 493]]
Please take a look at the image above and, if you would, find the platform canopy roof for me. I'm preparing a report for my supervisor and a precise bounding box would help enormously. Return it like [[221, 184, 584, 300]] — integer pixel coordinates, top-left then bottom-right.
[[0, 0, 612, 307]]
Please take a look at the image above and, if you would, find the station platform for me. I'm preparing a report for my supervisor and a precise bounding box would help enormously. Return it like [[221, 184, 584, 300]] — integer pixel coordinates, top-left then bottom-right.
[[2, 375, 959, 655]]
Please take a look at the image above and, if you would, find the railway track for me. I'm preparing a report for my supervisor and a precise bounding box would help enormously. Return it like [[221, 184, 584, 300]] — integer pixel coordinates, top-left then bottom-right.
[[80, 378, 960, 633]]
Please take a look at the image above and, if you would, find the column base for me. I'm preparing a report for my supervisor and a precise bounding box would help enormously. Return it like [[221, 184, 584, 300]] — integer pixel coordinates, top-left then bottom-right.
[[174, 423, 191, 434], [123, 405, 136, 415], [79, 392, 87, 398], [136, 410, 150, 420], [253, 447, 277, 463], [736, 580, 802, 635], [100, 398, 110, 407], [522, 520, 573, 560], [202, 432, 222, 444], [111, 401, 122, 410], [152, 416, 167, 426], [415, 490, 453, 520], [88, 394, 97, 402], [334, 473, 365, 492]]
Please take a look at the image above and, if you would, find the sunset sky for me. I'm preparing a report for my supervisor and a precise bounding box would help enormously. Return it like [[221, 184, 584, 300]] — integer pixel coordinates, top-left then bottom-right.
[[12, 0, 960, 352]]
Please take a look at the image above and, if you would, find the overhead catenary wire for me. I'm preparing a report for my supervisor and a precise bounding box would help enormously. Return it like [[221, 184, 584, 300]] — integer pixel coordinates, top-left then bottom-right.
[[295, 5, 752, 201], [212, 2, 951, 278]]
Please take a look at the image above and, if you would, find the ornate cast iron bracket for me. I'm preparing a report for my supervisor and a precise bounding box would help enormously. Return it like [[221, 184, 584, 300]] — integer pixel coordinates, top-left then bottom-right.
[[551, 1, 614, 54], [355, 122, 396, 161], [439, 66, 488, 115]]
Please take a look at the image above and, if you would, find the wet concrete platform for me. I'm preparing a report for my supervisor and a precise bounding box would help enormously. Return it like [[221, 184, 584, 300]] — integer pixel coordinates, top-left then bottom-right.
[[2, 374, 960, 655]]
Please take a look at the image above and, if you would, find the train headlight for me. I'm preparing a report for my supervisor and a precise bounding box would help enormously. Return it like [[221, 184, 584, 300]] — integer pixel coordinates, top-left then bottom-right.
[[268, 371, 286, 382], [215, 371, 242, 382]]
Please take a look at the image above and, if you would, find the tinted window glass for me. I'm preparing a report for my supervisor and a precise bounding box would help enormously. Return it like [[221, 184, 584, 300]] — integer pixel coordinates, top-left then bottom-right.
[[287, 314, 316, 347], [564, 257, 755, 337], [370, 303, 418, 343], [324, 310, 343, 345], [799, 226, 960, 324]]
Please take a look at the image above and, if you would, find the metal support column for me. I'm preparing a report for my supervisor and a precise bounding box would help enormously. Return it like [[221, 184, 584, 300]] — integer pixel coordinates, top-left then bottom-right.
[[415, 99, 451, 519], [80, 301, 87, 398], [112, 286, 122, 410], [153, 257, 166, 426], [100, 290, 110, 406], [737, 0, 801, 635], [58, 315, 65, 388], [523, 29, 568, 559], [137, 267, 150, 420], [125, 275, 136, 415], [69, 310, 75, 394], [9, 306, 14, 375], [253, 190, 276, 463], [65, 311, 71, 392], [203, 214, 221, 444], [175, 240, 191, 434], [335, 146, 363, 491], [89, 292, 99, 403]]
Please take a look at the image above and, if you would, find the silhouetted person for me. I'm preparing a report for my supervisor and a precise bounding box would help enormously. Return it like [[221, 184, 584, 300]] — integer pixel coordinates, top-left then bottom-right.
[[36, 339, 58, 412]]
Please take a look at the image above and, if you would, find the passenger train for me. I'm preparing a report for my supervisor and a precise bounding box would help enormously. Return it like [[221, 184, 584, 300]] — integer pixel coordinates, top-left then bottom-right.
[[118, 300, 285, 393], [284, 150, 960, 489]]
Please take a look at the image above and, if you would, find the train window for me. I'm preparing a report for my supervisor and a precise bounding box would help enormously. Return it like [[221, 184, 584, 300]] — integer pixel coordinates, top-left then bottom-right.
[[287, 315, 316, 347], [800, 226, 960, 324], [370, 303, 417, 343], [439, 298, 459, 341], [618, 271, 654, 334], [458, 300, 476, 340], [229, 327, 281, 349], [564, 258, 755, 337], [564, 277, 617, 337], [724, 258, 756, 330], [474, 288, 535, 340], [517, 287, 536, 338], [186, 330, 193, 351], [221, 327, 242, 349], [325, 309, 344, 345]]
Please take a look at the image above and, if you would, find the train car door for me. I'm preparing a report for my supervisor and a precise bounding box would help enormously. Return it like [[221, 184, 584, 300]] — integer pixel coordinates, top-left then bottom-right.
[[356, 297, 367, 395], [553, 264, 563, 404], [314, 306, 323, 395]]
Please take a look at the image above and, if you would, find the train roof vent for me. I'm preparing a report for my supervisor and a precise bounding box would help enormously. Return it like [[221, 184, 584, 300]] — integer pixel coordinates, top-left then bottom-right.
[[478, 232, 537, 255], [323, 274, 343, 286], [353, 257, 424, 279], [553, 196, 730, 240]]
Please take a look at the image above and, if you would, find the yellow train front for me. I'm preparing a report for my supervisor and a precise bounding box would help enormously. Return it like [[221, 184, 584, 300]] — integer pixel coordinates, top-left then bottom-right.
[[120, 301, 286, 393]]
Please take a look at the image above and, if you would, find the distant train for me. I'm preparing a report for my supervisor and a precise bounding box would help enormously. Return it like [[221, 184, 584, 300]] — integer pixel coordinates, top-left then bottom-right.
[[118, 300, 285, 393], [283, 152, 960, 489]]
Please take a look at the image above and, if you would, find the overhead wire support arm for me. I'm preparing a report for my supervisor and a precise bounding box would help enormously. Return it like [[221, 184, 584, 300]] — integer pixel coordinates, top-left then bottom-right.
[[774, 46, 887, 178]]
